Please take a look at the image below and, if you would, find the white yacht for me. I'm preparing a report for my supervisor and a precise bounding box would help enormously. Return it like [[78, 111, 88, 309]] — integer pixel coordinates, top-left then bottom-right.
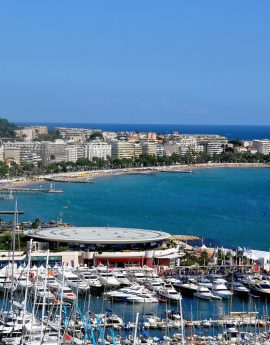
[[128, 271, 147, 284], [226, 281, 250, 297], [158, 282, 181, 302], [78, 270, 103, 289], [112, 271, 131, 286], [211, 282, 232, 299], [197, 277, 212, 289], [249, 281, 270, 299], [194, 286, 214, 300], [57, 270, 90, 293], [144, 279, 163, 291], [104, 284, 158, 303], [97, 271, 121, 288], [174, 280, 198, 295]]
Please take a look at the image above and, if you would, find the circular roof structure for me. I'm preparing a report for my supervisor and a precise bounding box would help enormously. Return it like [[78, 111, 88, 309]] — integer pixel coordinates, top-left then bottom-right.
[[30, 227, 171, 244]]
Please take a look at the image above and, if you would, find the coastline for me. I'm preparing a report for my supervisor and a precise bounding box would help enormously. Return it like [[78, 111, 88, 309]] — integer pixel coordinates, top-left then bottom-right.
[[2, 162, 269, 187]]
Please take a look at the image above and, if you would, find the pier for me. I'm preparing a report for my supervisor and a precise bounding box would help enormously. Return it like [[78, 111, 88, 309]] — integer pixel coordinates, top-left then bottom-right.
[[171, 235, 201, 241], [0, 187, 63, 193], [0, 210, 24, 214], [45, 177, 94, 184]]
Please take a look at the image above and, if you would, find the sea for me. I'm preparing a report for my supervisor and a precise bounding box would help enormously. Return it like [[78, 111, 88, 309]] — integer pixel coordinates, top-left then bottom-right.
[[1, 167, 269, 251], [17, 122, 270, 140]]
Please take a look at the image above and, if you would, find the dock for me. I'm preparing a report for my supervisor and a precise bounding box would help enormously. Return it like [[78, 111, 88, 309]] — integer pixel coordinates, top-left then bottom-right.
[[0, 187, 63, 194], [45, 177, 94, 184], [0, 210, 24, 214], [171, 235, 201, 241]]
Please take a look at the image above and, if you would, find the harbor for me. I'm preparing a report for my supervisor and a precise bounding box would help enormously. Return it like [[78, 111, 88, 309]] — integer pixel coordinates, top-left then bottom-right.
[[1, 223, 270, 344]]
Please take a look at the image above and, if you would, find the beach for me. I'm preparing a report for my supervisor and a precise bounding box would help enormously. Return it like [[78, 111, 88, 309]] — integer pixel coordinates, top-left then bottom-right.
[[2, 162, 269, 187]]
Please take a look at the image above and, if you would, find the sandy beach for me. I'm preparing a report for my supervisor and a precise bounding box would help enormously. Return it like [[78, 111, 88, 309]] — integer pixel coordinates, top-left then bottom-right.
[[1, 162, 269, 188]]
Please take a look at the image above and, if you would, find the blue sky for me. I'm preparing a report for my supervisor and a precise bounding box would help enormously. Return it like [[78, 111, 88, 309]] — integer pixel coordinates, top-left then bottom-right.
[[0, 1, 269, 125]]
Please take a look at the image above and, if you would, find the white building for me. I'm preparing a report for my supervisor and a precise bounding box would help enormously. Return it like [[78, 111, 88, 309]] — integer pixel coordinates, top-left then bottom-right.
[[85, 142, 111, 160], [66, 144, 86, 163], [206, 140, 226, 156], [253, 140, 270, 155]]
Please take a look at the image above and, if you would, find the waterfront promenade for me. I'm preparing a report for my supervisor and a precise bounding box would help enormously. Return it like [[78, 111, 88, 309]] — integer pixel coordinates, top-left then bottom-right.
[[1, 162, 269, 187]]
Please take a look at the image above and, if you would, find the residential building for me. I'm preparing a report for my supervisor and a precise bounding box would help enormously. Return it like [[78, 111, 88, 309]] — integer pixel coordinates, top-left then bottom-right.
[[38, 141, 67, 164], [253, 140, 270, 155], [85, 142, 111, 161], [133, 143, 142, 158], [179, 143, 204, 156], [111, 141, 134, 159], [66, 143, 86, 163], [142, 142, 157, 156], [3, 142, 41, 165], [205, 140, 226, 156], [156, 144, 164, 157]]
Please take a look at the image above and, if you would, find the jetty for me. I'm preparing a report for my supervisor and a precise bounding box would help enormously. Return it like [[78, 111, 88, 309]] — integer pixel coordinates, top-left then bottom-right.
[[0, 187, 63, 193], [0, 210, 24, 215], [45, 177, 94, 184], [171, 235, 201, 241]]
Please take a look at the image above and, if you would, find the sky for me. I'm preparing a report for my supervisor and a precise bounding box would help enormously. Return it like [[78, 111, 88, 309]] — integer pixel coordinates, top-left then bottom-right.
[[0, 1, 270, 125]]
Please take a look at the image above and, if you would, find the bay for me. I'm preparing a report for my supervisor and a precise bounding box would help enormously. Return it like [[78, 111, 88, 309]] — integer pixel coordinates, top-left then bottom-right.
[[1, 167, 270, 251]]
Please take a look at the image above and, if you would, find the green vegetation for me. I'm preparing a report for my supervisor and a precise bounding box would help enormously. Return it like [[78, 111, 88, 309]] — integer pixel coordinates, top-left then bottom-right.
[[0, 149, 270, 178], [89, 131, 103, 141], [33, 129, 63, 141], [0, 118, 17, 138], [228, 138, 243, 147], [0, 232, 28, 251]]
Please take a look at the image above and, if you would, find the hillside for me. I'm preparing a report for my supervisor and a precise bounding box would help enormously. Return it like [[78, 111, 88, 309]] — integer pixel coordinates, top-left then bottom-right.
[[0, 118, 17, 138]]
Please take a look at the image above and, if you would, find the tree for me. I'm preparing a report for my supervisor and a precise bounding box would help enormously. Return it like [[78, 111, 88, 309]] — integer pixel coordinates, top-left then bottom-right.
[[89, 132, 103, 141], [228, 139, 243, 147], [0, 118, 17, 138]]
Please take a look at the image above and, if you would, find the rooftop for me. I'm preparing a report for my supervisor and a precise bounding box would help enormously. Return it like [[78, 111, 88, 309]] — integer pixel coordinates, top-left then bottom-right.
[[30, 226, 171, 244]]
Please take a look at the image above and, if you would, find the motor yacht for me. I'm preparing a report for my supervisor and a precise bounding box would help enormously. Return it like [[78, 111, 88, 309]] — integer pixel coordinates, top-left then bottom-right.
[[194, 286, 213, 300], [249, 281, 270, 299], [158, 282, 181, 302], [104, 285, 158, 303], [78, 270, 103, 289], [97, 271, 121, 288], [112, 271, 131, 286], [174, 279, 198, 295], [128, 271, 147, 284], [226, 281, 250, 297], [211, 282, 232, 299], [144, 279, 163, 292], [57, 270, 90, 293]]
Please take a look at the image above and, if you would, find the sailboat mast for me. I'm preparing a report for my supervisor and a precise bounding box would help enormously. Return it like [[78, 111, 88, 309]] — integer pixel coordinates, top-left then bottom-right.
[[10, 198, 17, 311]]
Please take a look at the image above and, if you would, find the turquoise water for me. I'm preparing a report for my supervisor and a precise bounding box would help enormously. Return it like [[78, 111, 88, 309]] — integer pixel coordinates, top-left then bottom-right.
[[1, 167, 270, 250]]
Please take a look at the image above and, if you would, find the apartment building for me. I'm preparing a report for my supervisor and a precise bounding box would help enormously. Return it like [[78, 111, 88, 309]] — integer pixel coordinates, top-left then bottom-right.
[[133, 143, 142, 158], [253, 140, 270, 155], [205, 140, 226, 155], [38, 141, 67, 164], [66, 143, 86, 163], [142, 142, 157, 156], [111, 141, 134, 159], [85, 142, 112, 160], [3, 142, 42, 165]]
